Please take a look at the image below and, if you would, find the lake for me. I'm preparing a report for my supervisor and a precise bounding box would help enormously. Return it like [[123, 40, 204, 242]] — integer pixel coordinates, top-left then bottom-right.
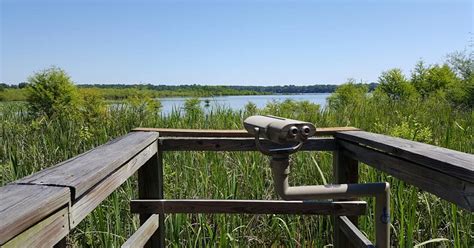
[[158, 93, 330, 115]]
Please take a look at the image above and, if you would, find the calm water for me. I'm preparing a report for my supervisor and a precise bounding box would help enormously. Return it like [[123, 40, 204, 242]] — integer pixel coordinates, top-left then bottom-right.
[[158, 93, 330, 115]]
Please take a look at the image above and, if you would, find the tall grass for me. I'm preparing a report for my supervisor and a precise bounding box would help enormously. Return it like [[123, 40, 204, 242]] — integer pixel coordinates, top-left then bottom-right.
[[0, 97, 472, 247]]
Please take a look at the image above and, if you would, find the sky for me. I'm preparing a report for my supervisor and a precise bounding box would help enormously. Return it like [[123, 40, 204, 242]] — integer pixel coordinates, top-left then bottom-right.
[[0, 0, 472, 85]]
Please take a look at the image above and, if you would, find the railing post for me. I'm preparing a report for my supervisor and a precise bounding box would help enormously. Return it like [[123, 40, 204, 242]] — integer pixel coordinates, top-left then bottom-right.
[[138, 140, 165, 248], [333, 144, 359, 248]]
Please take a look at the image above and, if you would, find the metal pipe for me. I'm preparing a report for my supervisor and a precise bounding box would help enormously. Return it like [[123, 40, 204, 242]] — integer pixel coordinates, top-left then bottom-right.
[[270, 154, 390, 248]]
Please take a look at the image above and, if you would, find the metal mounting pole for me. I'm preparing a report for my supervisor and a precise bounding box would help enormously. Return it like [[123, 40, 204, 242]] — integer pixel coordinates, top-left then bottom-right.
[[269, 153, 390, 248]]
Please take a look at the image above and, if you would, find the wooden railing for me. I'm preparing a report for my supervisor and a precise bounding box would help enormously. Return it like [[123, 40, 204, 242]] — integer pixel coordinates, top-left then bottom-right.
[[0, 132, 159, 247], [0, 128, 472, 247]]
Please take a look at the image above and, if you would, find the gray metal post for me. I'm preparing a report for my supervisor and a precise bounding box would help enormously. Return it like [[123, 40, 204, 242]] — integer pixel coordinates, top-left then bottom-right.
[[268, 152, 390, 248]]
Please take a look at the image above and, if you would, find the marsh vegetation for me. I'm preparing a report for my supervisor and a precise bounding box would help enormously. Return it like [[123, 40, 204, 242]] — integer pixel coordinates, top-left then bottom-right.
[[0, 51, 472, 247]]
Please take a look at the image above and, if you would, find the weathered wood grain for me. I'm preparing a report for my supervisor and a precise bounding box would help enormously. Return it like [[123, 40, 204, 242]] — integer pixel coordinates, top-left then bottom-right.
[[161, 137, 336, 151], [2, 206, 69, 248], [121, 214, 159, 248], [16, 132, 159, 200], [130, 199, 367, 216], [338, 139, 473, 211], [0, 184, 70, 245], [133, 127, 360, 137], [338, 216, 374, 248], [69, 143, 157, 227], [335, 131, 474, 183], [138, 141, 164, 248]]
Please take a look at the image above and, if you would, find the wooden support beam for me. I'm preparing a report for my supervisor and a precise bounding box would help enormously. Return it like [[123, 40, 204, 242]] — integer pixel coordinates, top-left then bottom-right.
[[161, 137, 336, 151], [138, 141, 165, 248], [130, 199, 367, 216], [121, 215, 159, 248], [133, 127, 360, 137], [333, 146, 359, 248], [338, 216, 374, 248]]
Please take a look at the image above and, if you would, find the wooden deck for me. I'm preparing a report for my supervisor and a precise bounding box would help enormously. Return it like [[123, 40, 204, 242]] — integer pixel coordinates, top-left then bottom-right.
[[0, 127, 472, 247]]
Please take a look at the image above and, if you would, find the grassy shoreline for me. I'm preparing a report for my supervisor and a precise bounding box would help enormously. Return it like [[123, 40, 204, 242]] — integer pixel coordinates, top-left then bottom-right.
[[0, 87, 273, 102]]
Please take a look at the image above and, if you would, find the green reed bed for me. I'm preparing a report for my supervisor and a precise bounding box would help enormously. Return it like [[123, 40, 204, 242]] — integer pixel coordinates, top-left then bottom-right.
[[0, 97, 472, 247]]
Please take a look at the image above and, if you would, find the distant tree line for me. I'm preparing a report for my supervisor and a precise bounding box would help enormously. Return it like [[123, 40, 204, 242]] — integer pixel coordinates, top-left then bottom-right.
[[224, 84, 379, 93], [1, 82, 378, 95], [74, 83, 379, 94], [0, 82, 28, 90]]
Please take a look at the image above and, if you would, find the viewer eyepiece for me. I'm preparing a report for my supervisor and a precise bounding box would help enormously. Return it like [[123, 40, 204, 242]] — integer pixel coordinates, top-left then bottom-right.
[[289, 126, 299, 137], [243, 115, 316, 145], [301, 125, 311, 136]]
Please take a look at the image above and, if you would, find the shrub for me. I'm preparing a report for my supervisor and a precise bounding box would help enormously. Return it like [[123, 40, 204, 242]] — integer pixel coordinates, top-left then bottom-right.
[[79, 88, 107, 124], [26, 67, 80, 118], [244, 102, 258, 116], [412, 64, 459, 97], [126, 89, 162, 114], [327, 79, 368, 111], [377, 68, 418, 100], [183, 98, 202, 115]]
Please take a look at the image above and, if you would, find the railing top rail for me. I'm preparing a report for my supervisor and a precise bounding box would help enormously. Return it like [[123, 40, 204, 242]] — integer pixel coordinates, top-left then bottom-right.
[[15, 132, 159, 200], [335, 131, 474, 183], [335, 130, 473, 211], [132, 127, 360, 137], [0, 184, 70, 245]]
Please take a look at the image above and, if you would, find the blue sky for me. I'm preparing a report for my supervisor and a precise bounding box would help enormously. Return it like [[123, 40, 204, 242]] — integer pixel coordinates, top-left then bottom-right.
[[1, 0, 472, 85]]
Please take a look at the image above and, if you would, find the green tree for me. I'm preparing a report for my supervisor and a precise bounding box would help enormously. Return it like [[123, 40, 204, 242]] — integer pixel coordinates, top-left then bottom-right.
[[424, 64, 459, 93], [412, 64, 458, 96], [80, 88, 107, 124], [26, 67, 80, 118], [377, 68, 417, 100], [18, 82, 28, 89], [447, 50, 474, 107], [327, 79, 368, 110], [447, 50, 473, 82], [411, 62, 467, 105], [411, 60, 429, 96]]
